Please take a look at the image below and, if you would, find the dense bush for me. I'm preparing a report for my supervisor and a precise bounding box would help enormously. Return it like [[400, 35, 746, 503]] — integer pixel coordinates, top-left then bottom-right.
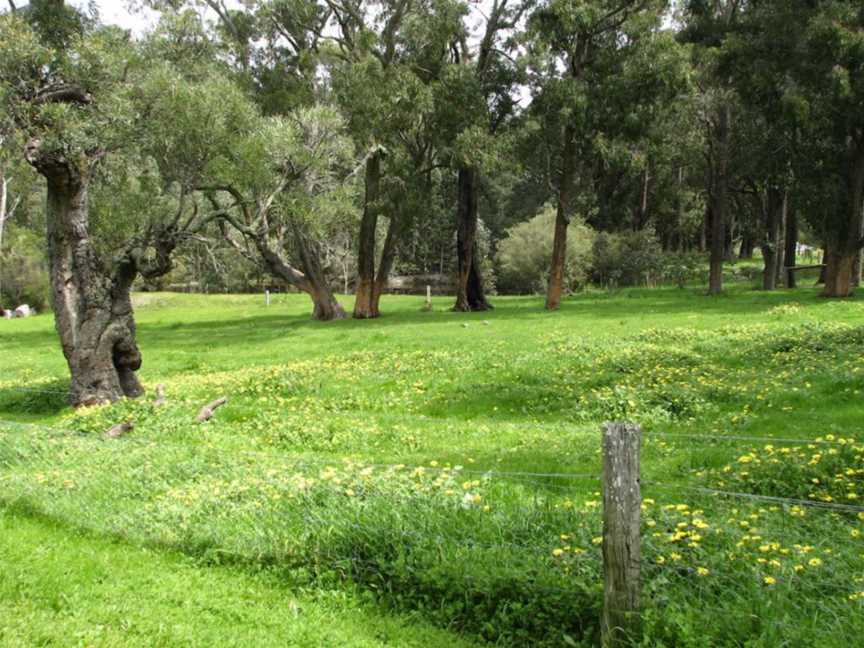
[[497, 206, 594, 294], [660, 252, 706, 288], [0, 225, 49, 311], [590, 229, 665, 288]]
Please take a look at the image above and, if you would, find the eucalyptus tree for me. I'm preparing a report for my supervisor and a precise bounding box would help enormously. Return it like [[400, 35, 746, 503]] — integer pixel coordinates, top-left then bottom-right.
[[443, 0, 527, 312], [527, 0, 685, 309], [677, 0, 749, 294], [200, 105, 357, 320], [321, 0, 447, 318], [0, 3, 228, 405], [733, 1, 864, 297]]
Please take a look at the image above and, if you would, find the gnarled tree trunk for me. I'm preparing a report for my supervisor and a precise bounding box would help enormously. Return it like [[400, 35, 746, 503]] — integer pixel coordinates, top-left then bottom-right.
[[454, 167, 491, 312], [254, 231, 344, 321], [40, 159, 143, 406], [546, 124, 577, 311]]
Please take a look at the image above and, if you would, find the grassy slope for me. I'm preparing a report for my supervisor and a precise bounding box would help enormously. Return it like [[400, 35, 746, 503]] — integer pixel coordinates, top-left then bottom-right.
[[1, 282, 863, 646]]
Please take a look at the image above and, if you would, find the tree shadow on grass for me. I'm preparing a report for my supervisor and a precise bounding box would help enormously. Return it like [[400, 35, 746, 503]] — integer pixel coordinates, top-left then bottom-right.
[[0, 379, 69, 417]]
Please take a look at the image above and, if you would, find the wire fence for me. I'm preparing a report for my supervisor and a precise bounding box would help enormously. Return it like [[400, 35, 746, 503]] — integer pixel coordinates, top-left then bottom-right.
[[1, 410, 862, 644]]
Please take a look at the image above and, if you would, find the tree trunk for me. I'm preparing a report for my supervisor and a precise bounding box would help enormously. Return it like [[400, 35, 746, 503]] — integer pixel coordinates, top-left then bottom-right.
[[546, 124, 577, 311], [822, 249, 856, 298], [0, 171, 7, 301], [353, 151, 382, 319], [632, 166, 649, 231], [761, 187, 784, 291], [853, 250, 862, 288], [817, 246, 827, 285], [294, 229, 345, 320], [823, 141, 864, 298], [708, 108, 729, 295], [255, 230, 345, 321], [724, 214, 736, 263], [784, 204, 797, 288], [708, 196, 725, 294], [370, 215, 401, 317], [42, 162, 143, 406], [454, 167, 491, 311]]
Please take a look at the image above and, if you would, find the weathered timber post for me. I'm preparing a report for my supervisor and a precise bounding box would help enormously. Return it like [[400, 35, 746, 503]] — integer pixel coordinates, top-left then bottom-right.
[[601, 421, 642, 647], [426, 285, 432, 308]]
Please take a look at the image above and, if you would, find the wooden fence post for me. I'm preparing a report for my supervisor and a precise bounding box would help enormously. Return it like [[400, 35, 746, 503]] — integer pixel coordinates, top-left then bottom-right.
[[601, 421, 642, 647], [265, 289, 271, 307]]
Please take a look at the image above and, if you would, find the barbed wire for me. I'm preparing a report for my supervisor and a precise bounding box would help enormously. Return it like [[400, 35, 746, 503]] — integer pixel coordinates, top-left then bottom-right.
[[643, 481, 864, 514], [3, 418, 863, 514]]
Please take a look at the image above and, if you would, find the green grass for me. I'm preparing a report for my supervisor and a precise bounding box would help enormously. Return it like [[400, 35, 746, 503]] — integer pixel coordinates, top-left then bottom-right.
[[1, 282, 863, 646], [0, 511, 478, 648]]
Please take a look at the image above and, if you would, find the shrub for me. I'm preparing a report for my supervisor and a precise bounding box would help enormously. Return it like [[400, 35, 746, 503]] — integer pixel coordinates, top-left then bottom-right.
[[497, 205, 594, 294], [590, 229, 664, 288], [660, 252, 706, 288], [0, 225, 49, 311]]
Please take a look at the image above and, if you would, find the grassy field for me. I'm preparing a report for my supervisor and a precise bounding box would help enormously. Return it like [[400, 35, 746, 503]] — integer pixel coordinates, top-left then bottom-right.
[[1, 282, 863, 646]]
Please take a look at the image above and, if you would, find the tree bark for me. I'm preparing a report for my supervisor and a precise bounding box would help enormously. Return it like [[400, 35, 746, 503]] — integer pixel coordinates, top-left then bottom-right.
[[784, 204, 797, 288], [454, 167, 491, 311], [823, 140, 864, 298], [761, 186, 785, 291], [254, 231, 345, 320], [0, 170, 7, 301], [708, 106, 730, 295], [370, 214, 401, 317], [546, 124, 577, 311], [353, 150, 383, 319], [40, 159, 143, 406]]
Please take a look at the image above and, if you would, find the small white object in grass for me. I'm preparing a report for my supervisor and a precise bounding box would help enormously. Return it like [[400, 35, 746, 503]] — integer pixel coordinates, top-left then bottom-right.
[[482, 320, 490, 326], [461, 323, 469, 328]]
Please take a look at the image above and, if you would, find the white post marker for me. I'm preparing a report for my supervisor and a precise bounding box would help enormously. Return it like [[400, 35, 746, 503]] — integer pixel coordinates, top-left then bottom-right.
[[266, 289, 271, 307], [426, 285, 432, 308]]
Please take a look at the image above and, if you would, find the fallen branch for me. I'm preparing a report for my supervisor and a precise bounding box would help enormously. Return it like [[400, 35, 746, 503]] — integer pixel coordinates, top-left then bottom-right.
[[104, 421, 134, 439], [153, 384, 167, 407], [196, 397, 227, 423]]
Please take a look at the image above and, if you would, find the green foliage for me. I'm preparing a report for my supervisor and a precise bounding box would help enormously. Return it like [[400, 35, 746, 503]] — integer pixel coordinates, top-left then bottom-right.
[[497, 205, 594, 294], [0, 224, 49, 311], [3, 288, 864, 646], [590, 229, 665, 287]]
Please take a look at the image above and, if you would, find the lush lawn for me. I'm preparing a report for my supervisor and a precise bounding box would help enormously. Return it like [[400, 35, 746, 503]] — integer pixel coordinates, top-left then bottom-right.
[[0, 511, 477, 648], [1, 283, 863, 646]]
